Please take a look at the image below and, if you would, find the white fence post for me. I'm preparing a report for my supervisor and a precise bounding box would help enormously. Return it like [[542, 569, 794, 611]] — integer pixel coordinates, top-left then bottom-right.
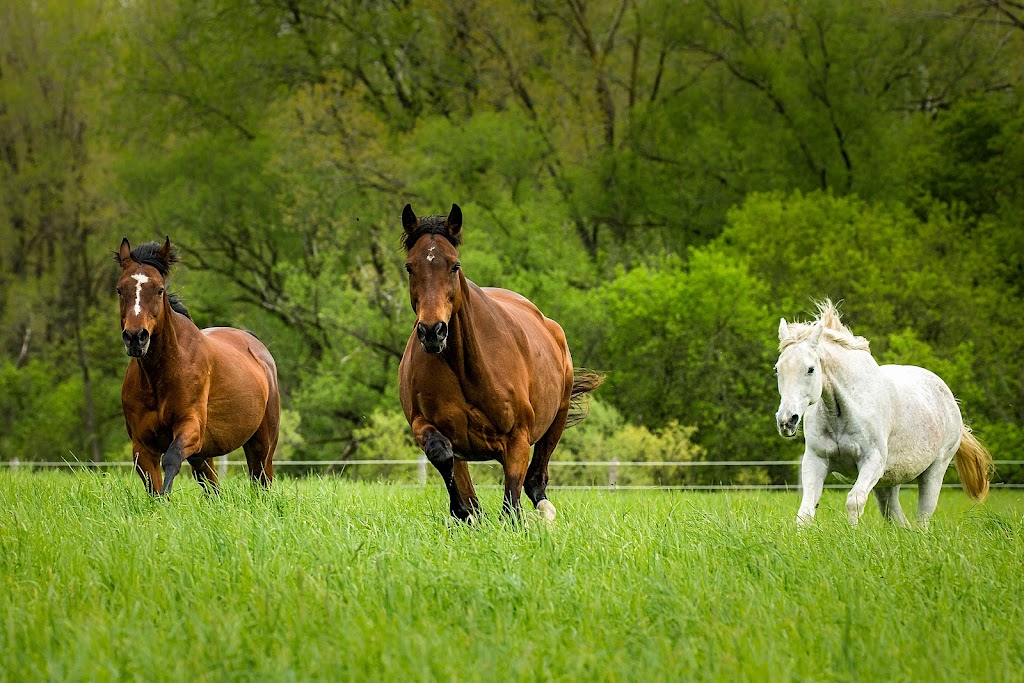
[[609, 458, 619, 487], [418, 453, 427, 485], [218, 456, 229, 481]]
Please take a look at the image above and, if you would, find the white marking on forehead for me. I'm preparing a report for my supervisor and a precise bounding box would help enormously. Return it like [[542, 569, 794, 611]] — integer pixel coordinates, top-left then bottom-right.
[[427, 245, 436, 262], [130, 273, 149, 317]]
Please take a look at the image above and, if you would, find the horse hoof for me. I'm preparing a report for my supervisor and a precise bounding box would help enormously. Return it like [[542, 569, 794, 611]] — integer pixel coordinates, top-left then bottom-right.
[[536, 500, 556, 522]]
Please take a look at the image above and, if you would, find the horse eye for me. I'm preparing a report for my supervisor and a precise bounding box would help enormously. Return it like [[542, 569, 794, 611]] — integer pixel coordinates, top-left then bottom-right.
[[452, 262, 461, 273], [404, 264, 412, 274], [116, 287, 122, 296], [157, 288, 165, 296]]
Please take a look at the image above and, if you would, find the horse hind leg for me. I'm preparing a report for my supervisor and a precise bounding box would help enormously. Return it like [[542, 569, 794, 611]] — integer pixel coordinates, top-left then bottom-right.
[[874, 486, 910, 527], [916, 457, 951, 526], [188, 455, 220, 494], [242, 435, 275, 487], [524, 407, 568, 522], [242, 409, 279, 488]]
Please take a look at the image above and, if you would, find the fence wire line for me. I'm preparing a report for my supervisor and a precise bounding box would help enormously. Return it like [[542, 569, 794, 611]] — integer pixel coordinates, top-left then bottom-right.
[[4, 459, 1022, 490], [4, 459, 1024, 468]]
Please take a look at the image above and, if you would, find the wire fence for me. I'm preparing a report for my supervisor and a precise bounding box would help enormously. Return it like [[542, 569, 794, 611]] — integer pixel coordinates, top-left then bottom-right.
[[3, 457, 1023, 490]]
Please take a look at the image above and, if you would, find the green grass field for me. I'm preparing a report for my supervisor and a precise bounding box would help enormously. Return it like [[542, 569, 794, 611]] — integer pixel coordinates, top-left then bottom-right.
[[1, 471, 1022, 682]]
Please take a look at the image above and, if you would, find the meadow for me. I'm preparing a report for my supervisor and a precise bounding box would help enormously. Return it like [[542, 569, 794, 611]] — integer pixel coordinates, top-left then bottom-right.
[[1, 471, 1022, 682]]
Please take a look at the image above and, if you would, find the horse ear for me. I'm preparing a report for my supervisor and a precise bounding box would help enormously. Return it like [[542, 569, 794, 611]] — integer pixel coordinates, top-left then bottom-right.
[[808, 322, 825, 348], [445, 203, 462, 238], [118, 237, 132, 268], [158, 236, 172, 262], [778, 318, 789, 341], [402, 204, 418, 235]]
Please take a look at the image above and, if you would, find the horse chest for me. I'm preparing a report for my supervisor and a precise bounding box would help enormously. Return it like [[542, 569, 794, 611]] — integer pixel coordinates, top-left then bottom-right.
[[810, 422, 863, 476], [460, 403, 516, 453]]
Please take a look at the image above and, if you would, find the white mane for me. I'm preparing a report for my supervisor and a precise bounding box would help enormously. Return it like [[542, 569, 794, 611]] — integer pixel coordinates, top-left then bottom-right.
[[778, 299, 870, 353]]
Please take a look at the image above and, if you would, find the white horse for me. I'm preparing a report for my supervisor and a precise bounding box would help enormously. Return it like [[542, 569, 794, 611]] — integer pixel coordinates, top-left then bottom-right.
[[774, 300, 991, 526]]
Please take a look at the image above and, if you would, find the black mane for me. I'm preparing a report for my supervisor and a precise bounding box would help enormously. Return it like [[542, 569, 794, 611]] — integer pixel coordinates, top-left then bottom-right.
[[168, 292, 191, 320], [401, 215, 462, 251], [114, 240, 180, 277]]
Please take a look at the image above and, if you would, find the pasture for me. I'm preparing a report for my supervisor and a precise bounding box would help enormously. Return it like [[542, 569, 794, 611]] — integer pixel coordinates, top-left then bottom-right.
[[1, 471, 1022, 682]]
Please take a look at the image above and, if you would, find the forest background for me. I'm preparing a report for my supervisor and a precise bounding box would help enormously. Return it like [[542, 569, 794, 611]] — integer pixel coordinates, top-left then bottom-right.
[[2, 0, 1022, 486]]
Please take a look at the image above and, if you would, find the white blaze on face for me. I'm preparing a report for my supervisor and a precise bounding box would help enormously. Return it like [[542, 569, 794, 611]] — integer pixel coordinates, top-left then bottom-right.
[[130, 273, 149, 317], [427, 245, 436, 262]]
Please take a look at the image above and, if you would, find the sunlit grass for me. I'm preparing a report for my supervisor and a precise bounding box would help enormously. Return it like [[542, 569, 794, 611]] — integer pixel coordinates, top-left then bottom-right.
[[0, 471, 1022, 681]]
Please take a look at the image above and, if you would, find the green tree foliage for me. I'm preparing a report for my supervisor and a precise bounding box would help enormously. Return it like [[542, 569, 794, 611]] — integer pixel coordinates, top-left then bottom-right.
[[590, 250, 781, 468], [1, 0, 1022, 483], [718, 190, 1024, 461]]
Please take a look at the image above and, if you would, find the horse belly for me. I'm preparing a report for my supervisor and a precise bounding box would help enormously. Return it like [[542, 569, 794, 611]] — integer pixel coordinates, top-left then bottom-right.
[[880, 420, 953, 486], [201, 391, 266, 455]]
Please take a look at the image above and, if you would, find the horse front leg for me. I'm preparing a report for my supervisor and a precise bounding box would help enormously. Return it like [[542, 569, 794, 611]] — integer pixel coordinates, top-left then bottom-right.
[[797, 451, 829, 526], [453, 460, 482, 520], [162, 417, 203, 497], [415, 422, 472, 522], [847, 449, 885, 526], [132, 442, 162, 495]]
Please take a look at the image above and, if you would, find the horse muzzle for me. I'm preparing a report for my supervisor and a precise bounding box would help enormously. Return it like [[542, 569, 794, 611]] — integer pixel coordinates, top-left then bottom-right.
[[416, 321, 448, 354], [777, 412, 800, 438], [122, 328, 151, 357]]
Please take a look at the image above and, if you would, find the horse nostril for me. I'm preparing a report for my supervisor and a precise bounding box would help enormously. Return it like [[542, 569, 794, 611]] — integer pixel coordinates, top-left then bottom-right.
[[138, 329, 149, 344], [122, 329, 132, 344], [416, 323, 429, 341], [434, 322, 447, 339]]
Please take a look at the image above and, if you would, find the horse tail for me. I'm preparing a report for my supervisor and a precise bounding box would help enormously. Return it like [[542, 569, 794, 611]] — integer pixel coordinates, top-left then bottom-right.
[[954, 426, 992, 502], [566, 368, 605, 428]]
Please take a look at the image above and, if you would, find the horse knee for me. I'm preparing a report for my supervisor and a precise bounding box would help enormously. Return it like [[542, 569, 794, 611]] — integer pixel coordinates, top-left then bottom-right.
[[423, 433, 453, 465]]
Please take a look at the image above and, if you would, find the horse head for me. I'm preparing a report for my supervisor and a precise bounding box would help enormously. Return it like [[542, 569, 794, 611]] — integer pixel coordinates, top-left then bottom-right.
[[115, 236, 178, 357], [402, 203, 463, 354], [774, 318, 824, 438]]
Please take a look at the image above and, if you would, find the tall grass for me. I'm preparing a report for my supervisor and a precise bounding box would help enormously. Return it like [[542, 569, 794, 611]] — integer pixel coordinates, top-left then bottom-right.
[[1, 470, 1022, 681]]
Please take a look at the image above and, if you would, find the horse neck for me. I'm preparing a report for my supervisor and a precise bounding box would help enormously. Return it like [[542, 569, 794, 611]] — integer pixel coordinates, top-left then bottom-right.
[[818, 343, 878, 420], [136, 309, 201, 386], [442, 276, 499, 388]]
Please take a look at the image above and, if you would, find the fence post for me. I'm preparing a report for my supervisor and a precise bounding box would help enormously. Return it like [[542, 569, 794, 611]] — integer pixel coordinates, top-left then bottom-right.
[[218, 456, 229, 481], [609, 458, 619, 487], [418, 453, 427, 485]]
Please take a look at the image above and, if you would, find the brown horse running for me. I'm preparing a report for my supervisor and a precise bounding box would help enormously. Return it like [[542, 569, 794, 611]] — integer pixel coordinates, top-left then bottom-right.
[[116, 237, 280, 495], [398, 204, 602, 521]]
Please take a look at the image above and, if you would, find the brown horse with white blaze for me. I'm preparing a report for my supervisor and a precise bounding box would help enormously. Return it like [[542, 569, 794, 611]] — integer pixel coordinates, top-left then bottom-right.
[[116, 237, 280, 495], [398, 204, 602, 521]]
